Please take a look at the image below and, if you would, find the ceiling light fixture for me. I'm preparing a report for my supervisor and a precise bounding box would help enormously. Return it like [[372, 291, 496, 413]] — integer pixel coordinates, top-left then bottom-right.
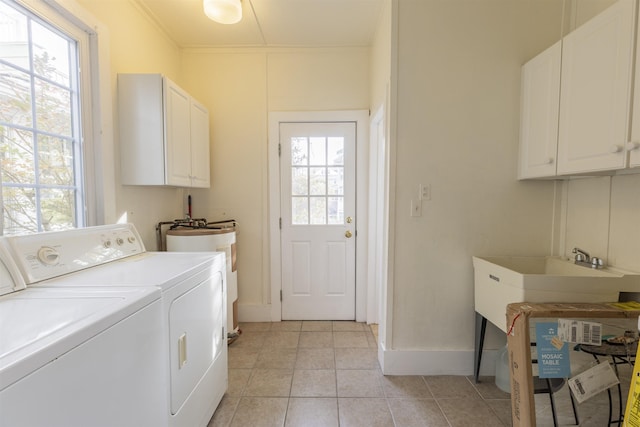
[[203, 0, 242, 25]]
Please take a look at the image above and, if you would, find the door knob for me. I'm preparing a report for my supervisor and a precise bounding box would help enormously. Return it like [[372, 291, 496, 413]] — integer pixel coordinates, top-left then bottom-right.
[[345, 230, 353, 238]]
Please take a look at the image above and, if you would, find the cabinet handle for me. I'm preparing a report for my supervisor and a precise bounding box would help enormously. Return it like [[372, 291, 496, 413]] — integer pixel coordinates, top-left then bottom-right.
[[609, 145, 623, 153], [546, 158, 554, 164], [627, 142, 640, 151]]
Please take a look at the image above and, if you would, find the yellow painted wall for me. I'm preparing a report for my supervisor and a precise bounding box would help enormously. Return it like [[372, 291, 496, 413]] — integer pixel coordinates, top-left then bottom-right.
[[181, 48, 370, 307], [78, 0, 186, 247], [390, 0, 564, 351]]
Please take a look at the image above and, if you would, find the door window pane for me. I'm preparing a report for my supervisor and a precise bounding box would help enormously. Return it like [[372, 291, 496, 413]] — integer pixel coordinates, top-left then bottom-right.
[[310, 197, 326, 224], [291, 167, 308, 196], [292, 197, 308, 225], [309, 137, 325, 165], [327, 167, 343, 195], [328, 197, 344, 224], [291, 137, 308, 165], [309, 167, 326, 195], [328, 137, 344, 165]]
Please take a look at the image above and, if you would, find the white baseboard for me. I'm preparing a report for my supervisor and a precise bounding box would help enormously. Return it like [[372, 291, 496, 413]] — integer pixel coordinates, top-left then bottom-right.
[[378, 344, 498, 376], [237, 304, 272, 322]]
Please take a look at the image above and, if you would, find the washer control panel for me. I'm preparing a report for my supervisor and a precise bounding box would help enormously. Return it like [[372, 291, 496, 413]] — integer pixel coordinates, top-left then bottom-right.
[[1, 223, 145, 284]]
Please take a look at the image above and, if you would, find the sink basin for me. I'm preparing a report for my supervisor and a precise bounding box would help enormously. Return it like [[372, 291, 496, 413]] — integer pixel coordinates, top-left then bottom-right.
[[473, 256, 639, 332], [479, 256, 625, 277]]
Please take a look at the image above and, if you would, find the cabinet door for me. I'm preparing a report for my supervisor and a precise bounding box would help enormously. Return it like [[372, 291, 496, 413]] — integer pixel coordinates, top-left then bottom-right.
[[518, 41, 561, 179], [629, 3, 640, 169], [119, 74, 166, 185], [165, 79, 192, 187], [190, 100, 211, 188], [557, 0, 635, 175], [630, 135, 640, 167]]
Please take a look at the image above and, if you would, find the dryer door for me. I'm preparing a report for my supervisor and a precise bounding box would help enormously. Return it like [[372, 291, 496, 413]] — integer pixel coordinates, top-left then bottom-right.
[[169, 270, 224, 414]]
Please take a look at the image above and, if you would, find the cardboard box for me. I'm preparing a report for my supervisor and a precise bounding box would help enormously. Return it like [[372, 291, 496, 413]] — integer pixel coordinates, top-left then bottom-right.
[[624, 316, 640, 426], [506, 302, 640, 427]]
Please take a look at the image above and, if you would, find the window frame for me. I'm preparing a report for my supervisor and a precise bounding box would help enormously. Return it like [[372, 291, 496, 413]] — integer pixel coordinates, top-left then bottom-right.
[[1, 0, 115, 234]]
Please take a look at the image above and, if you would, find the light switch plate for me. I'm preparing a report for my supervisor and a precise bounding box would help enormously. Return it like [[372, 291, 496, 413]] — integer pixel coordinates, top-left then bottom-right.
[[419, 184, 431, 201]]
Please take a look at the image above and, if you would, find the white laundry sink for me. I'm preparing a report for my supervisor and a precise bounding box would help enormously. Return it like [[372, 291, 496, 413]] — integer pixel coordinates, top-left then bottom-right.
[[473, 256, 639, 332]]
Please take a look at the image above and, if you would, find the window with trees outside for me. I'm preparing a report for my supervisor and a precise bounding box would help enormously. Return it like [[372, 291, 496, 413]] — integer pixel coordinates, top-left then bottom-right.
[[0, 0, 88, 236]]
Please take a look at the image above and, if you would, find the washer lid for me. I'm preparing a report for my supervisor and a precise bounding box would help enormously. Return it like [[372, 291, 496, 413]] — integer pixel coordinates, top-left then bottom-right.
[[0, 286, 160, 390], [28, 252, 222, 291]]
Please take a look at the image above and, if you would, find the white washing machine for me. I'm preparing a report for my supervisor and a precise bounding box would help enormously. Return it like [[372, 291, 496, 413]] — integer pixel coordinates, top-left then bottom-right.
[[0, 236, 165, 427], [166, 225, 238, 334], [1, 224, 228, 427]]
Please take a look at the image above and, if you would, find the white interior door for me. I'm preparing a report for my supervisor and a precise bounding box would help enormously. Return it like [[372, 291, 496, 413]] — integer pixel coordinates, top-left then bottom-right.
[[280, 122, 356, 320]]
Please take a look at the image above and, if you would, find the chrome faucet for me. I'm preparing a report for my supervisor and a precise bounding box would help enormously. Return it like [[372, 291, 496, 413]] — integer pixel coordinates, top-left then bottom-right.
[[572, 247, 604, 269]]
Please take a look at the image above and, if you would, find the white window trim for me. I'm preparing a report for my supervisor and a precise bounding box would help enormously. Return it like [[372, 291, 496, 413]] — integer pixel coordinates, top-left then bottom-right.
[[14, 0, 116, 226]]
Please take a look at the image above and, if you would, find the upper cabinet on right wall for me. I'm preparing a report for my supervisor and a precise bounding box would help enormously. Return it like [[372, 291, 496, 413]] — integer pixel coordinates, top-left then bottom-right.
[[630, 3, 640, 168], [519, 0, 639, 179], [557, 0, 636, 175], [518, 41, 561, 179]]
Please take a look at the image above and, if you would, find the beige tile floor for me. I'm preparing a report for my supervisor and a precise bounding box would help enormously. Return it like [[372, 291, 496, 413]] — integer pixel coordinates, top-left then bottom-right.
[[207, 321, 631, 426]]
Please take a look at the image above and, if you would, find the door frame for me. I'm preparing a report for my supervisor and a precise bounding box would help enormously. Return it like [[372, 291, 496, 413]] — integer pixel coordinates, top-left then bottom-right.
[[268, 110, 369, 322], [367, 105, 386, 325]]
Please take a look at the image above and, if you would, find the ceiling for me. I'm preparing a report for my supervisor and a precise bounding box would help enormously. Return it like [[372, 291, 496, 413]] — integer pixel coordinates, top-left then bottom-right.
[[134, 0, 385, 48]]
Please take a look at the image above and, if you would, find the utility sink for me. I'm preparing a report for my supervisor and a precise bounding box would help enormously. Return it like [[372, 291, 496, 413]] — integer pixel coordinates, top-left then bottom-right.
[[473, 256, 640, 332]]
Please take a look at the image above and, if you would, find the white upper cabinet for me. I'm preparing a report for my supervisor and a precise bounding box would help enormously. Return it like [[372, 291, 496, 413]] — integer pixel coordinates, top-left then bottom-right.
[[165, 80, 192, 187], [518, 41, 561, 179], [629, 3, 640, 169], [557, 0, 636, 175], [189, 100, 211, 188], [119, 74, 211, 188]]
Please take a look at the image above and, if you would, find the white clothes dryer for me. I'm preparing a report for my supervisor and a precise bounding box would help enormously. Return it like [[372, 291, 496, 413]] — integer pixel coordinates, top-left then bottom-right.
[[1, 224, 228, 427], [0, 243, 165, 427]]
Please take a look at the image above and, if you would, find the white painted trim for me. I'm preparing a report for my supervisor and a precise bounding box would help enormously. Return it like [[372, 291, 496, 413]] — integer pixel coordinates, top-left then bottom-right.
[[268, 110, 370, 322], [237, 304, 273, 323], [367, 105, 386, 324], [355, 111, 370, 322], [268, 114, 283, 321], [379, 0, 399, 367], [378, 344, 498, 376]]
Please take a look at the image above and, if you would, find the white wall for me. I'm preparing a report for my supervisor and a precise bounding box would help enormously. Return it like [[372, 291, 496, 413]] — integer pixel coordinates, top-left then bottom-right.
[[559, 175, 640, 274], [382, 0, 565, 374]]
